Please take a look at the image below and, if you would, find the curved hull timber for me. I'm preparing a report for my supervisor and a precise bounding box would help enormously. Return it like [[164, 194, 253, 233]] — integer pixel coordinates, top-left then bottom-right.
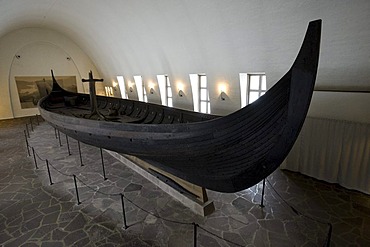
[[39, 20, 321, 193]]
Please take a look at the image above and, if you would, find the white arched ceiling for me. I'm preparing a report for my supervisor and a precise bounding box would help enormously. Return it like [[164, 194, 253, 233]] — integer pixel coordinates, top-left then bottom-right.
[[0, 0, 369, 121]]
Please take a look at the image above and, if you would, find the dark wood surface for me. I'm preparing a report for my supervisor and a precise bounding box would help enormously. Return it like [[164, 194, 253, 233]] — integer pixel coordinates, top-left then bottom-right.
[[39, 20, 321, 193]]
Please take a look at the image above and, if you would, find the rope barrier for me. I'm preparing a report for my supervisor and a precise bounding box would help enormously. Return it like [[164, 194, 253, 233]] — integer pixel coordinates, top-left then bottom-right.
[[121, 193, 193, 226], [26, 130, 196, 225], [75, 176, 121, 197], [47, 160, 73, 177], [34, 150, 47, 162], [197, 225, 245, 247], [25, 124, 331, 246], [266, 179, 332, 246]]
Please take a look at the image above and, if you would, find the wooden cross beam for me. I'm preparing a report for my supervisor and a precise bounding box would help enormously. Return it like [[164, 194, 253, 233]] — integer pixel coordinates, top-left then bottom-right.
[[82, 71, 106, 120]]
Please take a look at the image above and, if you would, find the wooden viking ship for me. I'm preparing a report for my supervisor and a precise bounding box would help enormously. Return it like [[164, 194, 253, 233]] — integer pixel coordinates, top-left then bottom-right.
[[38, 20, 321, 193]]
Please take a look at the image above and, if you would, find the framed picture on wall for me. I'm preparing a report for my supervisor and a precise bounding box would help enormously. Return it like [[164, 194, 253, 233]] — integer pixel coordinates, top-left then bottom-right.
[[15, 76, 77, 109]]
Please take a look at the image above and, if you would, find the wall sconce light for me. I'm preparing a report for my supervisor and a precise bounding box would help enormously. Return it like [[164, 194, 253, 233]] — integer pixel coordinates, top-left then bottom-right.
[[148, 81, 155, 94], [15, 55, 21, 59], [66, 57, 71, 61], [128, 80, 134, 93], [219, 83, 227, 101], [177, 81, 185, 97], [112, 81, 118, 91]]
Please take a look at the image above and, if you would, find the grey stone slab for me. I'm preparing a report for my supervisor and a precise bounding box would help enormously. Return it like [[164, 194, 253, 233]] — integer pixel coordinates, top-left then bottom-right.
[[20, 243, 39, 247], [23, 209, 43, 222], [23, 202, 42, 212], [198, 233, 222, 247], [12, 193, 33, 200], [39, 205, 60, 215], [268, 231, 295, 247], [258, 219, 285, 234], [41, 241, 64, 247], [51, 228, 68, 241], [42, 211, 60, 225], [205, 216, 230, 231], [253, 229, 270, 246], [63, 229, 88, 246], [31, 223, 57, 239], [1, 119, 370, 246], [23, 214, 44, 232], [223, 232, 246, 246], [87, 224, 114, 242], [3, 230, 36, 247], [58, 210, 79, 223], [0, 231, 13, 243], [141, 223, 160, 240], [121, 238, 154, 247], [124, 183, 143, 192], [64, 213, 88, 232], [73, 236, 91, 247], [239, 223, 260, 243], [1, 183, 26, 192], [232, 197, 255, 213], [7, 215, 23, 227]]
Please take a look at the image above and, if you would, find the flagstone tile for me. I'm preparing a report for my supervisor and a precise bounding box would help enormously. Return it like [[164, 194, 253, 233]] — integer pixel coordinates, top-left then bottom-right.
[[1, 118, 370, 246]]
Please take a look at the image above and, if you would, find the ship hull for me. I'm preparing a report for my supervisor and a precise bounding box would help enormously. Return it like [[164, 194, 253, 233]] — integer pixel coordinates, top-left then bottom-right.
[[39, 20, 321, 192]]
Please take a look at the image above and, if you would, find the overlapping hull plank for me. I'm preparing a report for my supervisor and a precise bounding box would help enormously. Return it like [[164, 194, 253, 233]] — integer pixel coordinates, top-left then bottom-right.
[[39, 20, 321, 193]]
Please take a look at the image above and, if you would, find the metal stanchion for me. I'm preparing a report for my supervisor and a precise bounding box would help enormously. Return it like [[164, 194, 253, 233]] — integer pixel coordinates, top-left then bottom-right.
[[326, 224, 332, 247], [24, 130, 30, 156], [35, 114, 39, 125], [260, 178, 266, 208], [120, 193, 128, 229], [78, 141, 84, 166], [46, 160, 53, 185], [193, 223, 197, 247], [73, 175, 81, 205], [54, 128, 58, 139], [65, 134, 71, 155], [32, 147, 38, 169], [100, 148, 107, 180]]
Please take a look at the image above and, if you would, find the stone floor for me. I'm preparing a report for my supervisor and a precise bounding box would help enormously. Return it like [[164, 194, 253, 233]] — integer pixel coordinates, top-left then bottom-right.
[[0, 117, 369, 246]]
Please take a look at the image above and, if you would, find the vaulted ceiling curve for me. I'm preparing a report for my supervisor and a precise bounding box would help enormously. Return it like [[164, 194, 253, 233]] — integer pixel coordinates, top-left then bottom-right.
[[1, 0, 370, 122], [0, 1, 317, 82]]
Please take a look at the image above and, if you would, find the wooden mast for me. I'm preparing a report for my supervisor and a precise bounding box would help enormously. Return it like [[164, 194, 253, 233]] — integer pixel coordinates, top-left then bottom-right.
[[82, 71, 105, 120]]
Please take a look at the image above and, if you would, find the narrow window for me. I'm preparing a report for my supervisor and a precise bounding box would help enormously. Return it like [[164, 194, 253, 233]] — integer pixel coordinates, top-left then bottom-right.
[[248, 74, 266, 104], [239, 73, 248, 108], [157, 75, 166, 106], [116, 76, 127, 99], [134, 76, 147, 102], [105, 86, 113, 97], [157, 75, 173, 107], [189, 74, 199, 112], [199, 75, 210, 114], [240, 73, 266, 107], [166, 76, 173, 107], [143, 84, 148, 103]]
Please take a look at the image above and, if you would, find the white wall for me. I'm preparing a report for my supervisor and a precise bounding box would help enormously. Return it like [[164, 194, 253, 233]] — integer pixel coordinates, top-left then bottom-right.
[[0, 0, 369, 122], [0, 28, 99, 119]]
